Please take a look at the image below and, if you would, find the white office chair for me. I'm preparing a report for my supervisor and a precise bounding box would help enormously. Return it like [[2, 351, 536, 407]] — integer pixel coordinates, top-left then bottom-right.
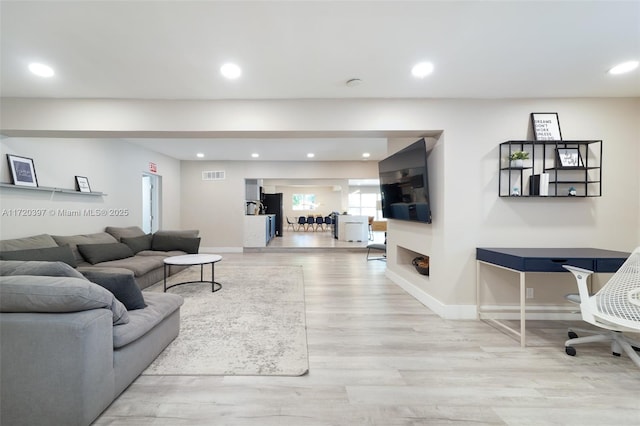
[[563, 246, 640, 368]]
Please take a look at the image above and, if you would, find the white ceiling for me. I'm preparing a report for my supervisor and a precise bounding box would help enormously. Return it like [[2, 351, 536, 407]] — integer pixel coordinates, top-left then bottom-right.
[[1, 0, 638, 161]]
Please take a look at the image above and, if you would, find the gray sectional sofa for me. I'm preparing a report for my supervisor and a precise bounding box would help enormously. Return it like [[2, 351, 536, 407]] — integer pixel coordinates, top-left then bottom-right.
[[0, 226, 201, 289], [0, 226, 201, 426]]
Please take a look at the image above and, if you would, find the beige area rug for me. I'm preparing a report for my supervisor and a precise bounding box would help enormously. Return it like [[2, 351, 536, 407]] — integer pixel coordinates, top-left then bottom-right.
[[142, 264, 309, 376]]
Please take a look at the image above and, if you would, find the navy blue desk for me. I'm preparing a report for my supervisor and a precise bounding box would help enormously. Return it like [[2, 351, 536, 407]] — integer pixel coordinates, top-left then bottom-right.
[[476, 247, 630, 346]]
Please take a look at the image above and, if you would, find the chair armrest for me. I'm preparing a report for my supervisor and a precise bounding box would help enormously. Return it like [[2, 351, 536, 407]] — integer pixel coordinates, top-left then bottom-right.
[[562, 264, 594, 309], [562, 264, 594, 275]]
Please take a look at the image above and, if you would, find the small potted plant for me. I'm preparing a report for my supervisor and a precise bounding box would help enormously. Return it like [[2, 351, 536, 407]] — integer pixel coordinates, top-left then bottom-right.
[[509, 151, 529, 168]]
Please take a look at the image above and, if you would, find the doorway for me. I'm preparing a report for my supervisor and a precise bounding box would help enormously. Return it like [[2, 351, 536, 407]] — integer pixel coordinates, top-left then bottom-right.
[[142, 173, 161, 234]]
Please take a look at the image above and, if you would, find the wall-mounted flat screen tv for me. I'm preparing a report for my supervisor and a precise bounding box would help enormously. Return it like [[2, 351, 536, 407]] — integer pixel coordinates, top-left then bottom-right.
[[378, 138, 432, 223]]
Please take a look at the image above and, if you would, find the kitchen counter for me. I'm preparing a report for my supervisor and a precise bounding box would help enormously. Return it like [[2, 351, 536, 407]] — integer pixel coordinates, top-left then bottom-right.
[[243, 214, 276, 247]]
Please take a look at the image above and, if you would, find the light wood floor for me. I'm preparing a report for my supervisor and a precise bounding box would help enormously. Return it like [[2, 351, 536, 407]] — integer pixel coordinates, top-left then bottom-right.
[[94, 251, 640, 426]]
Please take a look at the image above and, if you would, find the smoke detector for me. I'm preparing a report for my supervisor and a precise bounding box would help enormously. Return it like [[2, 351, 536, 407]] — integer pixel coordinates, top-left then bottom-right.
[[346, 78, 362, 87]]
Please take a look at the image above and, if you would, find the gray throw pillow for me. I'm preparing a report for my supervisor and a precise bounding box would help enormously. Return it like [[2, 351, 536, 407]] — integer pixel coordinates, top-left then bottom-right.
[[105, 226, 146, 241], [0, 245, 77, 267], [0, 275, 129, 325], [121, 234, 153, 254], [81, 270, 147, 310], [151, 235, 201, 254], [0, 260, 86, 280], [77, 243, 135, 265]]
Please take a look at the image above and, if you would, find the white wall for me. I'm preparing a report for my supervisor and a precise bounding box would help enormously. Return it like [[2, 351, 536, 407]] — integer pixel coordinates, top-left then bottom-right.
[[1, 97, 638, 317], [0, 138, 182, 239]]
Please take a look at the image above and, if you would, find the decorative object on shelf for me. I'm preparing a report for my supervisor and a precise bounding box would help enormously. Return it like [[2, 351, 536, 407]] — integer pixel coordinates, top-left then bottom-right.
[[412, 256, 430, 275], [531, 112, 562, 141], [6, 154, 38, 187], [509, 151, 529, 168], [568, 186, 577, 196], [556, 148, 583, 168], [511, 186, 521, 196], [75, 176, 91, 193]]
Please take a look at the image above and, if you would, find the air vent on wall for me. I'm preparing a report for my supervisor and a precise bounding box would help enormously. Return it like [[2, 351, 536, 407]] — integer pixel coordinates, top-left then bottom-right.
[[202, 171, 226, 181]]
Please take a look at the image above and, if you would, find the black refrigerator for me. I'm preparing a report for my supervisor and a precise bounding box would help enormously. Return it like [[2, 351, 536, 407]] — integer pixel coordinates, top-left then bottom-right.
[[261, 193, 283, 237]]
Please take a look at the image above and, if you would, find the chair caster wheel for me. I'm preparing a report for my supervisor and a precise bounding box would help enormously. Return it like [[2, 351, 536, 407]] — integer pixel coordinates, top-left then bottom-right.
[[565, 346, 576, 356], [568, 331, 578, 339]]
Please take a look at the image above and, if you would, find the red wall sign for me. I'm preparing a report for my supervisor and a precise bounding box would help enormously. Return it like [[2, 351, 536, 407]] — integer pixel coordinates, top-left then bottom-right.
[[149, 162, 157, 173]]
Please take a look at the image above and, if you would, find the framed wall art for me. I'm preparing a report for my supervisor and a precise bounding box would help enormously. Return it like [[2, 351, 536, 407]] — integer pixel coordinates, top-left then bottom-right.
[[531, 112, 562, 141], [6, 154, 39, 187], [75, 176, 92, 192], [556, 148, 583, 168]]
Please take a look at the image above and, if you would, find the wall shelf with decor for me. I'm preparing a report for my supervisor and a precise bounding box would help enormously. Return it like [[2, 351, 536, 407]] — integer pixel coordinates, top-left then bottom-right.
[[0, 183, 106, 196], [498, 140, 602, 198], [397, 245, 431, 279]]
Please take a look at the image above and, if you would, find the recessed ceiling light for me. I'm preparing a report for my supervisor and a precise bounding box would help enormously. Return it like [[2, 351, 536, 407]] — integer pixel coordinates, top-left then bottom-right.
[[307, 153, 315, 158], [251, 153, 259, 158], [220, 63, 242, 79], [411, 61, 434, 78], [608, 60, 639, 75], [28, 62, 54, 77], [362, 152, 371, 158], [196, 153, 205, 158]]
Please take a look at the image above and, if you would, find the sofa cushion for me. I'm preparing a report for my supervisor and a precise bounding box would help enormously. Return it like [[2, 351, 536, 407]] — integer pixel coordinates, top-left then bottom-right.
[[151, 235, 201, 254], [0, 234, 58, 252], [77, 243, 134, 265], [0, 275, 129, 325], [112, 292, 183, 348], [0, 260, 86, 280], [0, 246, 77, 267], [105, 226, 146, 241], [52, 233, 119, 263], [89, 255, 167, 277], [121, 234, 153, 254], [81, 270, 147, 310], [136, 250, 188, 257], [154, 229, 199, 238]]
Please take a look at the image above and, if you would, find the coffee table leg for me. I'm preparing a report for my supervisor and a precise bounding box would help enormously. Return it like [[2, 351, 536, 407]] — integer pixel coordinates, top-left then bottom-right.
[[210, 261, 223, 292], [163, 263, 168, 292]]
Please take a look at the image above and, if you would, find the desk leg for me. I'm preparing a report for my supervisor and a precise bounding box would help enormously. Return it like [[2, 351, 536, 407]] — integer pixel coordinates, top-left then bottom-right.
[[519, 270, 526, 347], [476, 260, 481, 320]]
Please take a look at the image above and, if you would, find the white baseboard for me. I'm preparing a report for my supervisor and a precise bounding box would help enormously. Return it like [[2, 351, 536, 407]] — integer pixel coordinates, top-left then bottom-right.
[[200, 246, 243, 253], [385, 269, 477, 320], [479, 305, 582, 320], [385, 269, 582, 321]]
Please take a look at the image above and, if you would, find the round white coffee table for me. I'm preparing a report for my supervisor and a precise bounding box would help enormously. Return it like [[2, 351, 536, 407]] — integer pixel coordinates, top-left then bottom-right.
[[163, 254, 222, 293]]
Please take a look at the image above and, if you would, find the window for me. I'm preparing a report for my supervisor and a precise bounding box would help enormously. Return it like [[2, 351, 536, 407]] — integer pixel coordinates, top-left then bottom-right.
[[348, 190, 382, 219], [292, 194, 317, 211]]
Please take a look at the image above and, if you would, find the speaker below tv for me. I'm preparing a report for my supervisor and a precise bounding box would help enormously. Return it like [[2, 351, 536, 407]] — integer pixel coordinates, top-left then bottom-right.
[[378, 138, 432, 224]]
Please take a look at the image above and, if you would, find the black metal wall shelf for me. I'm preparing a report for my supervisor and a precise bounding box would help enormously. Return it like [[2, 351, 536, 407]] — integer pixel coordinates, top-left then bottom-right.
[[499, 140, 602, 198]]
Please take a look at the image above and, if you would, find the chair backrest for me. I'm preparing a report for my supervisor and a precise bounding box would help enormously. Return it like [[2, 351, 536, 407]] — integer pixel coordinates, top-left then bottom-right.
[[324, 216, 332, 225], [297, 216, 306, 225], [593, 247, 640, 327], [306, 216, 315, 224], [315, 216, 323, 225]]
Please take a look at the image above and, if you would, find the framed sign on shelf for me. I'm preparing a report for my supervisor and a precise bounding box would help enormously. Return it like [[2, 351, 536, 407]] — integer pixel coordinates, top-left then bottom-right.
[[556, 148, 583, 168], [6, 154, 39, 187], [75, 176, 92, 192], [531, 112, 562, 141]]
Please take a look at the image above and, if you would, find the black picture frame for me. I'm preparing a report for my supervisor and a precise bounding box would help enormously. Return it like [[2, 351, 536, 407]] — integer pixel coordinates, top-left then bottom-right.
[[556, 148, 583, 168], [6, 154, 38, 187], [531, 112, 562, 141], [75, 175, 92, 192]]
